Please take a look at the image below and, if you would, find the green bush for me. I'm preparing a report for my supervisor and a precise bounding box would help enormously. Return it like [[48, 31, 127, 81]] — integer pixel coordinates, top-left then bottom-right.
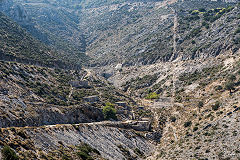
[[105, 102, 115, 108], [190, 27, 202, 38], [77, 143, 100, 160], [170, 116, 176, 122], [212, 101, 220, 111], [145, 92, 159, 100], [134, 148, 144, 157], [193, 126, 198, 132], [1, 146, 19, 160], [215, 85, 223, 91], [228, 75, 236, 82], [198, 101, 204, 108], [225, 82, 235, 94], [77, 151, 92, 160], [102, 104, 117, 120], [184, 121, 192, 128]]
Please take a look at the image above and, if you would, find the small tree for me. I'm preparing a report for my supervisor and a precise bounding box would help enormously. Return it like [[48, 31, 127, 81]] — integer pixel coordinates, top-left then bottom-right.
[[184, 121, 192, 128], [228, 75, 236, 82], [170, 116, 176, 122], [1, 146, 19, 160], [212, 101, 220, 111], [225, 82, 235, 95], [102, 103, 117, 120], [145, 92, 159, 100], [197, 101, 204, 112]]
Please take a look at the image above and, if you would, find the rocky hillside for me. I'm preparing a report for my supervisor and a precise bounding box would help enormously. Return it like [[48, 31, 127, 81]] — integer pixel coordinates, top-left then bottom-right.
[[0, 51, 156, 159], [0, 59, 139, 128], [0, 123, 155, 160], [0, 5, 158, 159], [106, 43, 240, 160], [147, 51, 240, 159], [100, 5, 240, 160], [171, 2, 240, 61], [0, 0, 240, 160], [1, 0, 237, 66], [0, 0, 88, 65], [82, 0, 238, 66], [0, 12, 81, 69]]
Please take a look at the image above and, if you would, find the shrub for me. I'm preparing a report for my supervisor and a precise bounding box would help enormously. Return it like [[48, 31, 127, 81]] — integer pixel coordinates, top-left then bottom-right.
[[77, 143, 100, 160], [175, 95, 182, 102], [184, 121, 192, 128], [190, 27, 201, 38], [193, 126, 198, 132], [199, 8, 206, 12], [117, 145, 131, 157], [134, 148, 144, 157], [234, 37, 240, 44], [225, 82, 235, 94], [145, 92, 159, 100], [105, 102, 115, 108], [212, 101, 220, 111], [228, 75, 236, 82], [235, 28, 240, 34], [102, 104, 117, 120], [191, 10, 200, 15], [215, 85, 223, 91], [170, 116, 176, 122], [1, 146, 19, 160], [77, 151, 91, 160], [198, 101, 204, 108], [202, 21, 209, 29]]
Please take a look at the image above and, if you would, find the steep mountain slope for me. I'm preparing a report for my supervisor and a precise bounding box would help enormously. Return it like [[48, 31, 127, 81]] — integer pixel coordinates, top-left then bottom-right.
[[82, 0, 237, 65], [145, 51, 240, 159], [108, 43, 240, 160], [0, 12, 80, 69], [0, 5, 157, 160], [98, 3, 240, 160], [106, 3, 240, 95], [0, 0, 88, 65], [171, 2, 240, 60], [1, 0, 236, 66], [0, 60, 139, 128], [0, 0, 240, 160], [0, 60, 156, 160], [0, 123, 155, 160]]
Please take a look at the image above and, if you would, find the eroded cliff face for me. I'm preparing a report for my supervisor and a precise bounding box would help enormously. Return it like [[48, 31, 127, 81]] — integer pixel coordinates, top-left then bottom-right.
[[0, 105, 104, 128], [0, 123, 155, 160]]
